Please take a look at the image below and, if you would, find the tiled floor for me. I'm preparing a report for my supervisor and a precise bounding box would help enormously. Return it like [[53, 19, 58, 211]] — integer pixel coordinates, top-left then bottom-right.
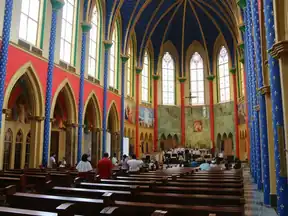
[[243, 167, 277, 216]]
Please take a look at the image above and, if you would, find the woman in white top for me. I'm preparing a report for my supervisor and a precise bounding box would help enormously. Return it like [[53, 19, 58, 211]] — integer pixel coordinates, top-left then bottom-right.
[[76, 154, 93, 173], [111, 153, 118, 166]]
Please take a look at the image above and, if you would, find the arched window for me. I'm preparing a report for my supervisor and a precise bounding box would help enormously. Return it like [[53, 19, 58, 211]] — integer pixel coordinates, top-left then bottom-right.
[[88, 6, 99, 78], [3, 129, 13, 170], [218, 46, 230, 102], [19, 0, 40, 45], [25, 131, 31, 167], [142, 51, 149, 102], [127, 44, 132, 96], [109, 28, 118, 88], [60, 0, 76, 64], [190, 52, 204, 105], [162, 52, 175, 105], [15, 130, 23, 169]]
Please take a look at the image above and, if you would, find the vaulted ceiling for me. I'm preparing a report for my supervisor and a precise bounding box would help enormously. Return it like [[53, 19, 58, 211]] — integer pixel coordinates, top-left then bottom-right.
[[101, 0, 240, 74]]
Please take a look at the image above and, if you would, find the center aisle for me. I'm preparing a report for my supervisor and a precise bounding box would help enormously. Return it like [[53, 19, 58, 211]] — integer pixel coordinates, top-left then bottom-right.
[[243, 167, 277, 216]]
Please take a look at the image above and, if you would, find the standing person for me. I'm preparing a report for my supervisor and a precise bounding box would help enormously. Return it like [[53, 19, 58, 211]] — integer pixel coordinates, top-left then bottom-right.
[[111, 153, 118, 166], [97, 152, 113, 179], [127, 154, 143, 173], [48, 153, 56, 168], [120, 154, 129, 171], [76, 154, 93, 179]]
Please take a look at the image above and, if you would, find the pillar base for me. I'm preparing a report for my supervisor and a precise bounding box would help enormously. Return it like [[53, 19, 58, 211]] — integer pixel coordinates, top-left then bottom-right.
[[270, 194, 277, 208]]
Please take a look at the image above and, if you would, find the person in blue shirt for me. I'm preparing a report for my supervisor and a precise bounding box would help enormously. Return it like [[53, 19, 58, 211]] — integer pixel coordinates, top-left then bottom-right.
[[191, 159, 198, 168]]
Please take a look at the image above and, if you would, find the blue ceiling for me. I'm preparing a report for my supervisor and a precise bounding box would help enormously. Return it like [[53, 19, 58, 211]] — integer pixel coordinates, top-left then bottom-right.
[[105, 0, 238, 75]]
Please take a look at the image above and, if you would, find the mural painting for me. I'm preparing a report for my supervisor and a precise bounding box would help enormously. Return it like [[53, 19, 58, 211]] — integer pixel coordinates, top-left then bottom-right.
[[139, 106, 154, 128], [185, 106, 210, 148], [193, 120, 203, 132], [125, 99, 135, 124]]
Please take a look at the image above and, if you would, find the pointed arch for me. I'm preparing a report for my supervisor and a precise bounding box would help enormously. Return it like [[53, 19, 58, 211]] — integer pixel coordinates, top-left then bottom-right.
[[50, 79, 77, 122], [106, 101, 120, 132], [83, 91, 102, 128], [3, 62, 45, 117]]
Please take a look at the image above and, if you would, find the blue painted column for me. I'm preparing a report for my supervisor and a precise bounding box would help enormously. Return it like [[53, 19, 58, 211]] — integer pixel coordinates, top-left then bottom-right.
[[250, 0, 270, 204], [102, 40, 113, 155], [243, 8, 256, 181], [246, 4, 262, 187], [263, 0, 288, 215], [77, 22, 92, 162], [42, 0, 65, 167], [120, 54, 129, 156], [0, 0, 14, 132]]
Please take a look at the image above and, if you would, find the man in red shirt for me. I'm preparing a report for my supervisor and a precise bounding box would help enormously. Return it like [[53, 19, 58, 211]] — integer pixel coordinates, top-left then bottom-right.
[[97, 152, 113, 179]]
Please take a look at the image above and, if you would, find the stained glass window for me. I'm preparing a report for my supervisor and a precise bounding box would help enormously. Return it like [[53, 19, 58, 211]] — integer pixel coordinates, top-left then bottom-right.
[[162, 52, 175, 105], [19, 0, 40, 45], [218, 46, 230, 102], [60, 0, 75, 64], [142, 51, 149, 102], [88, 6, 99, 78], [109, 29, 117, 87], [190, 52, 204, 105]]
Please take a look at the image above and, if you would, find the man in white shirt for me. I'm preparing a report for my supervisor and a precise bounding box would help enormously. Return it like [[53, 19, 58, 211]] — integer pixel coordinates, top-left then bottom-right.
[[127, 154, 143, 173], [48, 153, 56, 168]]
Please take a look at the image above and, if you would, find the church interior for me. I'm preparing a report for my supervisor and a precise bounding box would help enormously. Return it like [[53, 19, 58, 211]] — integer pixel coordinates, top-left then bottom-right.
[[0, 0, 287, 215]]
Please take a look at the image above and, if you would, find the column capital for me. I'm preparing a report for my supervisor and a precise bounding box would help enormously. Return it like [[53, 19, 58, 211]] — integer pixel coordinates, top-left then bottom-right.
[[269, 40, 288, 59], [120, 54, 129, 63], [50, 0, 65, 10], [30, 116, 45, 122], [152, 74, 160, 80], [229, 68, 237, 75], [206, 75, 215, 81], [239, 58, 245, 64], [136, 67, 143, 74], [239, 24, 246, 33], [81, 22, 92, 33], [178, 77, 186, 83], [237, 0, 246, 9], [258, 85, 271, 95], [103, 40, 113, 50], [237, 42, 244, 50]]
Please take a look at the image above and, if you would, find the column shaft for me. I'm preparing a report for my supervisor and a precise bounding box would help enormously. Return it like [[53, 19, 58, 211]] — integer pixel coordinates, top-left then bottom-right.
[[251, 0, 270, 204], [207, 76, 215, 154], [0, 0, 14, 130], [135, 71, 140, 157], [153, 76, 159, 151], [263, 0, 288, 214], [180, 81, 185, 146], [42, 2, 64, 166], [102, 41, 112, 155]]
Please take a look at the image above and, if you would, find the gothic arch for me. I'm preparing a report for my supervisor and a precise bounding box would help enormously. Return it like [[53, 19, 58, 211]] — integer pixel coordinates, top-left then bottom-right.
[[83, 91, 101, 128], [3, 62, 44, 117], [106, 101, 120, 132], [50, 79, 77, 123]]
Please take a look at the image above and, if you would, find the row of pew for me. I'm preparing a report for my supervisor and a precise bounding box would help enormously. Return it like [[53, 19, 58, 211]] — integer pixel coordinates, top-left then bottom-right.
[[0, 166, 245, 216]]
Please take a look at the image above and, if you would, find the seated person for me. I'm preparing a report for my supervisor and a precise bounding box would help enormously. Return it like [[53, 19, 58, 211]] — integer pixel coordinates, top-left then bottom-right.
[[199, 161, 211, 171], [127, 154, 143, 173], [76, 154, 93, 179], [233, 158, 242, 169], [190, 159, 199, 168]]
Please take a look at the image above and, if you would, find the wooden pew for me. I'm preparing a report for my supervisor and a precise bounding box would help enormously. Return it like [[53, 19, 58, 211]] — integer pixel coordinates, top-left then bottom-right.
[[0, 207, 58, 216], [6, 192, 243, 216], [78, 182, 244, 196], [115, 176, 243, 184], [100, 179, 244, 188], [49, 186, 245, 206], [0, 175, 26, 192]]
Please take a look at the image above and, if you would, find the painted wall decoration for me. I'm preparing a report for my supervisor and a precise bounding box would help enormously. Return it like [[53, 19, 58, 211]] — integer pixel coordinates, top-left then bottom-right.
[[214, 102, 235, 151], [124, 99, 136, 124], [238, 102, 246, 125], [185, 106, 210, 148], [139, 106, 154, 128], [193, 120, 203, 132], [158, 106, 181, 140]]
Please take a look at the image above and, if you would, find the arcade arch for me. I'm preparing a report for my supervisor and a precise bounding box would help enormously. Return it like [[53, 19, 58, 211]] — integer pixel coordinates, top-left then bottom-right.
[[1, 63, 44, 169], [50, 81, 77, 166], [107, 102, 120, 158]]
